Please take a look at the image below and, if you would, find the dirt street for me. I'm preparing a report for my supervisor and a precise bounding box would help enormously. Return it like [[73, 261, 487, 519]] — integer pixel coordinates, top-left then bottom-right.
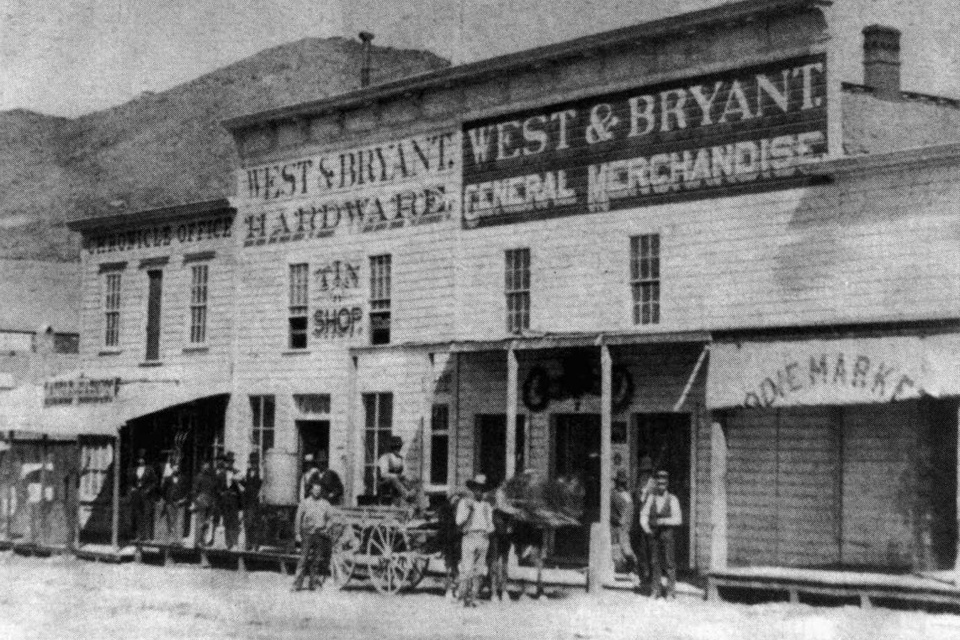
[[2, 554, 960, 640]]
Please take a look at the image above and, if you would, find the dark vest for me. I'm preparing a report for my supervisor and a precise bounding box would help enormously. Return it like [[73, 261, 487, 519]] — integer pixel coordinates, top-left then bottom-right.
[[649, 493, 673, 528]]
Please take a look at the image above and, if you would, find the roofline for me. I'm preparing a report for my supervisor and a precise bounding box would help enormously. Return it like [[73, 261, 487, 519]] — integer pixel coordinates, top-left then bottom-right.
[[67, 198, 234, 233], [805, 142, 960, 176], [222, 0, 831, 132]]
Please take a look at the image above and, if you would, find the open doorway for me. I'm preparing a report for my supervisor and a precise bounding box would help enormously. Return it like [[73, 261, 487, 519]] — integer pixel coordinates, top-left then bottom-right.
[[474, 414, 526, 489], [634, 412, 691, 569], [551, 413, 601, 563], [297, 420, 330, 486]]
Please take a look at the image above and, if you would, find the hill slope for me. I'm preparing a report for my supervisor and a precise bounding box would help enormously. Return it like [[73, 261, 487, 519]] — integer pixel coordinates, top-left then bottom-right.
[[0, 38, 449, 261]]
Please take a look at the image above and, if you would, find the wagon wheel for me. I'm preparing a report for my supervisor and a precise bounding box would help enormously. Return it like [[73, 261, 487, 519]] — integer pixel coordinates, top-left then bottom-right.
[[330, 523, 360, 589], [366, 521, 412, 595]]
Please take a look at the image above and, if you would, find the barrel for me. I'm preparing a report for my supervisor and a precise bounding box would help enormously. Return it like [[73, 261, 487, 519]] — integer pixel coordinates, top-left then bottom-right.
[[263, 449, 298, 506]]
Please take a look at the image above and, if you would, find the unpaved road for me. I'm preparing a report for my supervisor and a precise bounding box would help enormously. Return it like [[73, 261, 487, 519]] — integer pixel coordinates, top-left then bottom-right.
[[1, 554, 959, 640]]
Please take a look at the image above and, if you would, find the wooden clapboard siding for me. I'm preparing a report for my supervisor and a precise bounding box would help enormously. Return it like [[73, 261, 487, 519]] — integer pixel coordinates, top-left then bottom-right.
[[840, 402, 917, 569], [455, 159, 960, 341], [726, 407, 839, 568]]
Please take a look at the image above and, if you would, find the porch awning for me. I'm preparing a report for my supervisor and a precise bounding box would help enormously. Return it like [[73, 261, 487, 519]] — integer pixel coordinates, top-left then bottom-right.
[[707, 334, 960, 409], [0, 365, 230, 437]]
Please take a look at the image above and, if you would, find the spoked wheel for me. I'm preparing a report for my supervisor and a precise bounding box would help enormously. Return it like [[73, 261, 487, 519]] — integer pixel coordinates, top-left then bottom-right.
[[330, 523, 361, 590], [366, 521, 412, 595]]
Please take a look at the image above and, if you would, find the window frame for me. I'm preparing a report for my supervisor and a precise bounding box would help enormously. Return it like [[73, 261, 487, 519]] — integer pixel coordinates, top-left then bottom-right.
[[504, 247, 531, 334], [362, 392, 393, 496], [369, 254, 392, 345], [103, 271, 122, 349], [427, 403, 450, 487], [288, 263, 309, 350], [630, 233, 661, 326], [188, 263, 210, 346], [249, 395, 276, 462]]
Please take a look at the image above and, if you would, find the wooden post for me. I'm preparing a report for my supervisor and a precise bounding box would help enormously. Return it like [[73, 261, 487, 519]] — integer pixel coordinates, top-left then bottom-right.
[[709, 418, 728, 572], [588, 343, 613, 592], [346, 355, 359, 505], [955, 401, 960, 586], [111, 433, 120, 551], [506, 345, 519, 480]]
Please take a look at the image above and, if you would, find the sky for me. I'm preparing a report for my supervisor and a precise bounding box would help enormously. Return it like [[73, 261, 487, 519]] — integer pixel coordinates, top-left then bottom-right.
[[2, 0, 959, 118]]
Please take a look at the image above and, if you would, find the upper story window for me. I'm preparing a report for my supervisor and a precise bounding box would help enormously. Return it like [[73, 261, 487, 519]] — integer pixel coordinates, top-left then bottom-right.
[[103, 272, 122, 348], [369, 254, 391, 345], [630, 234, 660, 325], [289, 263, 309, 349], [505, 248, 530, 334], [189, 264, 209, 345]]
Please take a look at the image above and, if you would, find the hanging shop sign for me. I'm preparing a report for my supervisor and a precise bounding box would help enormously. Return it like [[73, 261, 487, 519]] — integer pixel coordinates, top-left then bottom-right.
[[44, 377, 120, 406], [462, 53, 828, 228], [311, 258, 364, 339], [242, 131, 459, 246]]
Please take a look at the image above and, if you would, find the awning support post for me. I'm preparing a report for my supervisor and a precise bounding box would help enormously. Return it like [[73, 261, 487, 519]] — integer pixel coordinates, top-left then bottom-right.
[[589, 343, 614, 592], [506, 345, 518, 481], [709, 417, 728, 572], [955, 402, 960, 586], [111, 433, 120, 551]]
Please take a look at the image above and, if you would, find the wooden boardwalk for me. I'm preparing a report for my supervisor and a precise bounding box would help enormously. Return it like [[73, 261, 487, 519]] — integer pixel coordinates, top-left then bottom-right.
[[709, 566, 960, 609]]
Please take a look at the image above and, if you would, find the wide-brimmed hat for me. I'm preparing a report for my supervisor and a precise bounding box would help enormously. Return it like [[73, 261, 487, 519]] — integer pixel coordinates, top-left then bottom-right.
[[655, 470, 670, 481], [389, 436, 403, 449], [466, 473, 488, 491]]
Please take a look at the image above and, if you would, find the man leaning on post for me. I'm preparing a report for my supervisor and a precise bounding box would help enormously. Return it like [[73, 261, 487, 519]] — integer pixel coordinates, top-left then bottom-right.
[[292, 480, 333, 592]]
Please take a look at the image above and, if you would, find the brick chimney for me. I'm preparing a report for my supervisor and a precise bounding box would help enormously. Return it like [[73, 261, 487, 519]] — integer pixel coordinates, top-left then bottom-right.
[[863, 25, 901, 100]]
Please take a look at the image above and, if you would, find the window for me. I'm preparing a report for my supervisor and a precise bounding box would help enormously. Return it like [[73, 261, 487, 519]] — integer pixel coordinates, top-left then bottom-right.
[[104, 272, 122, 347], [189, 264, 209, 345], [362, 392, 393, 495], [369, 254, 391, 345], [250, 395, 276, 462], [289, 263, 309, 349], [505, 248, 530, 334], [630, 234, 660, 325], [145, 270, 163, 361], [53, 333, 79, 354], [429, 404, 450, 486]]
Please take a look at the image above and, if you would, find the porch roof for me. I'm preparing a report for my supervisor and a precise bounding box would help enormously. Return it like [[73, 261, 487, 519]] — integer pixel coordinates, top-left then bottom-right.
[[449, 330, 712, 353]]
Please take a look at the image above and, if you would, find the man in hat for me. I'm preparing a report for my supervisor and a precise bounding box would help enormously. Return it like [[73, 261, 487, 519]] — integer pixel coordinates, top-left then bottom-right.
[[241, 452, 263, 551], [292, 479, 333, 592], [639, 470, 682, 599], [127, 449, 158, 542], [300, 453, 321, 501], [611, 468, 636, 577], [217, 452, 242, 549], [455, 474, 495, 607], [376, 436, 406, 505]]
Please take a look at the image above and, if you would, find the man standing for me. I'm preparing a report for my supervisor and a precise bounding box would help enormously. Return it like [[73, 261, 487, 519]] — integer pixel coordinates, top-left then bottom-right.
[[376, 436, 406, 505], [639, 470, 682, 599], [217, 452, 242, 549], [241, 452, 263, 551], [314, 451, 344, 506], [128, 449, 158, 542], [631, 456, 655, 590], [292, 481, 332, 592], [456, 474, 495, 607], [610, 469, 636, 579], [160, 461, 189, 545], [192, 461, 217, 548]]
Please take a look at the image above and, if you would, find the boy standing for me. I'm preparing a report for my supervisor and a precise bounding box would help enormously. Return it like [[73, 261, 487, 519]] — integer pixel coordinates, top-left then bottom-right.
[[292, 481, 332, 592], [456, 474, 494, 607]]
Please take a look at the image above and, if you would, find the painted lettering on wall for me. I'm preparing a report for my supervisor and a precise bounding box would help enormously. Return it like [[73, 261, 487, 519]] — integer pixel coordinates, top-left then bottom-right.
[[244, 132, 457, 202], [85, 216, 233, 255], [313, 307, 363, 338], [742, 352, 916, 408], [462, 54, 828, 227], [311, 258, 364, 339], [44, 377, 120, 406], [315, 260, 360, 302]]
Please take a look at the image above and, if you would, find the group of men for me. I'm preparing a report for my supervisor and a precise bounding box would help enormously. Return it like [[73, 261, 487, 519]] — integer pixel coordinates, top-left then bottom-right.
[[610, 456, 682, 599], [126, 448, 264, 550]]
